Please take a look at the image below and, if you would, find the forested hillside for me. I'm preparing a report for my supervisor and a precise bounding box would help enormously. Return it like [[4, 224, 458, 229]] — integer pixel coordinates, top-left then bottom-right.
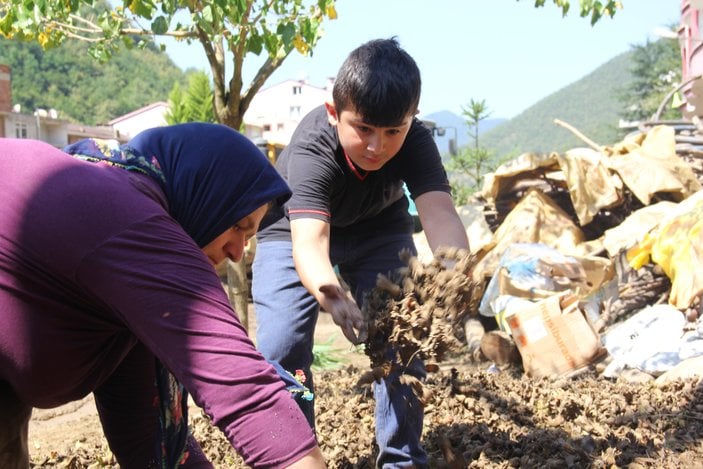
[[0, 36, 657, 158], [0, 37, 187, 125], [481, 50, 635, 160]]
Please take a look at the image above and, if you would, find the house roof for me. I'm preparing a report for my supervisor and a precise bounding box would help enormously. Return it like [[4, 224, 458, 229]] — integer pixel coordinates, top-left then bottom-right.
[[107, 101, 169, 125], [256, 79, 331, 94]]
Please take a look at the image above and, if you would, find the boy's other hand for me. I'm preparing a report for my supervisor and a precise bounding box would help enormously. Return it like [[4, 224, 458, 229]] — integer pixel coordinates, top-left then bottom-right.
[[318, 285, 367, 344]]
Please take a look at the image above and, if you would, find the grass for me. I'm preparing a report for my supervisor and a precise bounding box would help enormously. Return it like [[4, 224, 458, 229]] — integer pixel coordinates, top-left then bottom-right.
[[311, 335, 349, 371]]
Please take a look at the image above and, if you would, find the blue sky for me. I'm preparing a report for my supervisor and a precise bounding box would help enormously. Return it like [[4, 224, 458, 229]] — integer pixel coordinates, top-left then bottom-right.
[[162, 0, 680, 119]]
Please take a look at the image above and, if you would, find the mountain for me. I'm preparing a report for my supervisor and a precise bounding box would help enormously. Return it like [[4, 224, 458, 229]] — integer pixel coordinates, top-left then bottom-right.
[[423, 50, 636, 165], [480, 51, 634, 161]]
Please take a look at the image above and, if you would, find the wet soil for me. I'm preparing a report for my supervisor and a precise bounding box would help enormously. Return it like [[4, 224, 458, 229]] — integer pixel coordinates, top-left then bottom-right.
[[27, 270, 703, 468]]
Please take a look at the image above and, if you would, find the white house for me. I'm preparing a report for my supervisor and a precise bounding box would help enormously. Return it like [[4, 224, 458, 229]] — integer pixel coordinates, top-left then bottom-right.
[[99, 79, 333, 147], [108, 101, 170, 141], [244, 78, 333, 145]]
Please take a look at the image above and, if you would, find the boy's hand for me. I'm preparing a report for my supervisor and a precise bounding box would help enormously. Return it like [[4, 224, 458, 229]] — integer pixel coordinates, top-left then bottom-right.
[[318, 285, 367, 344]]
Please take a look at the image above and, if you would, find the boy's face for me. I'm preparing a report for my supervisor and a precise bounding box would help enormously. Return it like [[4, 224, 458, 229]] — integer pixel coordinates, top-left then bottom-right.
[[325, 102, 414, 172]]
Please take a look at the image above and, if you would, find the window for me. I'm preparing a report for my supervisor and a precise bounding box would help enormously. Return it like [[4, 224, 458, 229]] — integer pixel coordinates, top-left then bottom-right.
[[290, 106, 301, 118], [292, 85, 302, 95], [263, 124, 271, 131], [15, 122, 27, 138]]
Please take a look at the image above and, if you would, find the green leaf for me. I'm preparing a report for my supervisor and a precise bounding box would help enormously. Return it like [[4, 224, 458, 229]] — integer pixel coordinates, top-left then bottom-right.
[[201, 4, 213, 23], [151, 15, 168, 34], [247, 33, 263, 55], [126, 0, 155, 20], [278, 21, 295, 46], [160, 0, 178, 14], [234, 0, 247, 12], [311, 335, 347, 371]]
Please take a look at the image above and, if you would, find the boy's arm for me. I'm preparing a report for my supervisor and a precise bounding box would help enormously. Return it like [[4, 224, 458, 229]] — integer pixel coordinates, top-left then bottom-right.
[[415, 191, 470, 253], [290, 218, 366, 343]]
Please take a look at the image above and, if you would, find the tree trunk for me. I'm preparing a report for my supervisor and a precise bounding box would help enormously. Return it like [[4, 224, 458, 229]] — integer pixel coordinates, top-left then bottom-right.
[[226, 259, 249, 333]]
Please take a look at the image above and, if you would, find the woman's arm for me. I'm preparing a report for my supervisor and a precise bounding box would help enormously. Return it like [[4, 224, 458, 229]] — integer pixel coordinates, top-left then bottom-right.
[[77, 216, 320, 467]]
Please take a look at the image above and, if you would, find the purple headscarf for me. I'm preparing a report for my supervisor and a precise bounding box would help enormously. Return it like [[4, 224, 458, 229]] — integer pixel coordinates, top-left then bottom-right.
[[66, 123, 290, 247]]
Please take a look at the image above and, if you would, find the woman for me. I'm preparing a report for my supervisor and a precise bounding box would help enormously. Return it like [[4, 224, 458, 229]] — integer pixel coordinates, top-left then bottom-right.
[[0, 123, 325, 468]]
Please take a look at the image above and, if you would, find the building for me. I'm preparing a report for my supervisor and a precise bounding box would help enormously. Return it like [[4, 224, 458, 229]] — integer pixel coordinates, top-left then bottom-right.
[[108, 101, 170, 141], [103, 78, 333, 149], [679, 0, 703, 118], [244, 78, 333, 145], [0, 64, 121, 147], [104, 78, 334, 146]]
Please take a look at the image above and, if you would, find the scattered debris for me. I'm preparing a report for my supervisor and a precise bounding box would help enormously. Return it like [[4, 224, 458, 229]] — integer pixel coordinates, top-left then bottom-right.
[[360, 247, 481, 384]]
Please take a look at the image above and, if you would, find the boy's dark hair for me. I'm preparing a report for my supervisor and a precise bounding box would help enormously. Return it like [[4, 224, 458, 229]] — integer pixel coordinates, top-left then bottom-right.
[[332, 37, 421, 127]]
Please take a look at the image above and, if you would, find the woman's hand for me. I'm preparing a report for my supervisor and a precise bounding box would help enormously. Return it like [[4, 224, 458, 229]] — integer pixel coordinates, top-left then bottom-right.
[[318, 285, 367, 344]]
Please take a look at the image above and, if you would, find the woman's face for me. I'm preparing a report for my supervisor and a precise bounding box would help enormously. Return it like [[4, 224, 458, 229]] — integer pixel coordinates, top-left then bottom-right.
[[202, 204, 269, 266]]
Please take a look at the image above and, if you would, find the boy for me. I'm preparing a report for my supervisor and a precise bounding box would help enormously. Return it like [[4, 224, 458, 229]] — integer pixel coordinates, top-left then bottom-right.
[[252, 37, 469, 467]]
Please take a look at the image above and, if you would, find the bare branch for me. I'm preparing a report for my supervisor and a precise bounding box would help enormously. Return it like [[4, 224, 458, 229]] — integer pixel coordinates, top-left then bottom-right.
[[553, 118, 603, 152], [48, 15, 197, 40]]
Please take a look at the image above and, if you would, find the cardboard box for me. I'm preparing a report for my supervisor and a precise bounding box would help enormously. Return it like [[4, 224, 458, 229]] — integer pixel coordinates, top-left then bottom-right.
[[507, 294, 606, 378]]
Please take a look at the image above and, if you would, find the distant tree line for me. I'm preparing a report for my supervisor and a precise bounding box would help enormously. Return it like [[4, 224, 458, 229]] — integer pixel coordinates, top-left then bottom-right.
[[0, 36, 186, 125]]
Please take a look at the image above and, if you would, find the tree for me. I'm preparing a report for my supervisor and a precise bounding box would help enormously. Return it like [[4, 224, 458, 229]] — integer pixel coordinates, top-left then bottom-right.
[[165, 82, 188, 125], [619, 31, 682, 122], [1, 0, 337, 320], [446, 99, 495, 205], [185, 72, 217, 123], [166, 71, 217, 124], [519, 0, 621, 25], [0, 0, 337, 130]]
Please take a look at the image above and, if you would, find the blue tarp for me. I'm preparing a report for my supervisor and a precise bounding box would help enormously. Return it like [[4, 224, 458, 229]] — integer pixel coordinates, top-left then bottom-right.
[[404, 184, 418, 216]]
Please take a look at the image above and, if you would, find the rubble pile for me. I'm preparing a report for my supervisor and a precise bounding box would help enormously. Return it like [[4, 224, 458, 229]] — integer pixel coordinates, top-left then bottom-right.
[[599, 258, 672, 327], [360, 122, 703, 387], [644, 119, 703, 185]]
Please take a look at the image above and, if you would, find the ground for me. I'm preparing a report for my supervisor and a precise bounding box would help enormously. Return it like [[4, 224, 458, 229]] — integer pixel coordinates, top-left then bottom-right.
[[25, 305, 367, 467], [26, 301, 703, 469]]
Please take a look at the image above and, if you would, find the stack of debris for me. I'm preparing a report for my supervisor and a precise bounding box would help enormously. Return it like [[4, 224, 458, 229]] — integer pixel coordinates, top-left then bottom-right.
[[366, 122, 703, 386]]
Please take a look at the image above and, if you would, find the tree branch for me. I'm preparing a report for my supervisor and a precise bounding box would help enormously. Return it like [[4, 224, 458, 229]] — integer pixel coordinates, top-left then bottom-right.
[[49, 14, 198, 40], [241, 50, 290, 111], [553, 118, 603, 151]]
